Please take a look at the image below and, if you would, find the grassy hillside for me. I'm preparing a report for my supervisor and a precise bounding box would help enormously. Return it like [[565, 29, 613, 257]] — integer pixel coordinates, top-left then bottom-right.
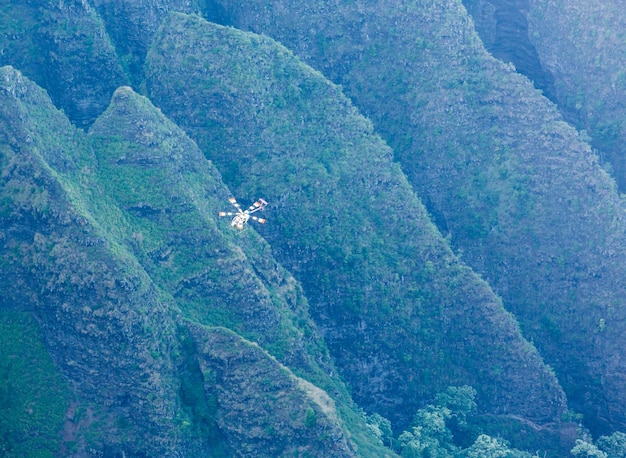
[[145, 13, 567, 442]]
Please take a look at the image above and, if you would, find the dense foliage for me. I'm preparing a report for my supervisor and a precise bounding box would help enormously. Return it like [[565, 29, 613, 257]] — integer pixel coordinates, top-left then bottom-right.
[[207, 0, 626, 435], [2, 0, 626, 456], [144, 13, 565, 435], [0, 311, 70, 457], [526, 0, 626, 190]]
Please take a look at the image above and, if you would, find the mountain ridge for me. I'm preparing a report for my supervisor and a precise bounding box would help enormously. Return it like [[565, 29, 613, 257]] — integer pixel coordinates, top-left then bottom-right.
[[3, 0, 626, 455], [205, 0, 626, 435], [0, 66, 389, 456], [144, 11, 567, 436]]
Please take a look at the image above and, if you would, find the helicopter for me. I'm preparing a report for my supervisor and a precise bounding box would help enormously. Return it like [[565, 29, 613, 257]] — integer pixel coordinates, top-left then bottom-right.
[[219, 197, 267, 230]]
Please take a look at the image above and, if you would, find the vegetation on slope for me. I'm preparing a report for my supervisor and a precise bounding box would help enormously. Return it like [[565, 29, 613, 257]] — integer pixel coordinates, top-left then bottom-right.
[[5, 0, 626, 453], [209, 0, 626, 436], [89, 0, 199, 85], [88, 85, 393, 453], [0, 311, 71, 457], [0, 65, 390, 455], [145, 14, 567, 445], [89, 86, 317, 367], [526, 0, 626, 190], [0, 0, 128, 127], [0, 65, 183, 454], [186, 322, 358, 457], [461, 0, 557, 101]]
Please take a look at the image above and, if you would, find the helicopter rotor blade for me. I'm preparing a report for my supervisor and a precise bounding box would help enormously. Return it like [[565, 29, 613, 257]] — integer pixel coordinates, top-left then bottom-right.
[[228, 197, 243, 212]]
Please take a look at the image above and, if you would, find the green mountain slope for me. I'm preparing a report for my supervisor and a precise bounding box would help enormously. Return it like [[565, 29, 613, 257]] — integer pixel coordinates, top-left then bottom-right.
[[89, 0, 197, 85], [144, 13, 567, 442], [0, 65, 181, 454], [0, 311, 71, 457], [209, 0, 626, 435], [5, 0, 626, 452], [89, 85, 327, 377], [186, 322, 357, 457], [527, 0, 626, 190], [0, 66, 389, 456], [0, 1, 128, 127], [88, 85, 393, 454]]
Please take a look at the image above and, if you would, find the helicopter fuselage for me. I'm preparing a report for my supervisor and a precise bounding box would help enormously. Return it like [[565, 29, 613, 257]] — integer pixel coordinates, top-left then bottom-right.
[[231, 212, 250, 229]]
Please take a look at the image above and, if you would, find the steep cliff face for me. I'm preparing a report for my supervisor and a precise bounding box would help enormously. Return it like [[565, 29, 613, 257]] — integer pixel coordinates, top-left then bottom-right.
[[89, 85, 331, 378], [461, 0, 556, 100], [525, 0, 626, 191], [145, 13, 567, 440], [207, 0, 626, 435], [0, 65, 182, 455], [0, 67, 390, 456], [0, 1, 128, 127], [89, 0, 196, 84], [186, 323, 357, 457], [467, 0, 626, 192], [5, 0, 626, 452]]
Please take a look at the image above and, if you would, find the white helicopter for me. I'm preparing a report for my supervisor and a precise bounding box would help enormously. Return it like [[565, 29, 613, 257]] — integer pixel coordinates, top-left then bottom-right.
[[219, 197, 267, 230]]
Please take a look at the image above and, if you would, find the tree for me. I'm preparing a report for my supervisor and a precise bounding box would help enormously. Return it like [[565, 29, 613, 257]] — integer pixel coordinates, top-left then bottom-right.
[[399, 400, 456, 457], [398, 425, 454, 458], [399, 387, 537, 457], [570, 439, 608, 458], [435, 385, 477, 445], [462, 434, 533, 458], [596, 432, 626, 458], [367, 413, 394, 448]]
